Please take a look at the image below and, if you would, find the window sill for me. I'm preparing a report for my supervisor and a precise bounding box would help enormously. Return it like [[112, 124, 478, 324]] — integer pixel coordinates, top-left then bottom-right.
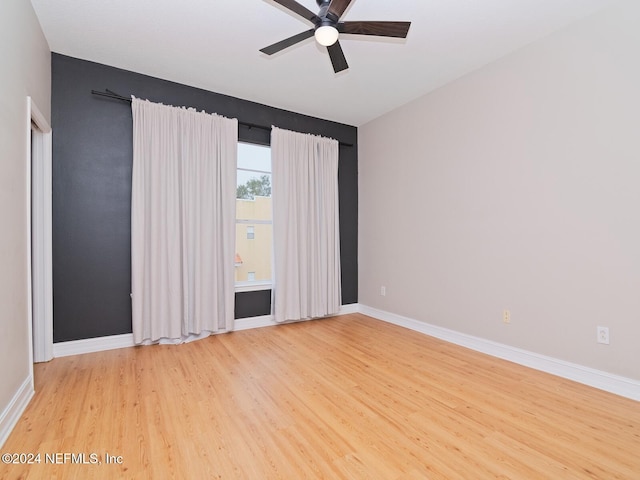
[[235, 282, 272, 293]]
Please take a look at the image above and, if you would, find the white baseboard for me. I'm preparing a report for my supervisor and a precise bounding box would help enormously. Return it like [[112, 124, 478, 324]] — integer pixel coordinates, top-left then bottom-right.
[[52, 304, 362, 355], [53, 333, 135, 358], [338, 303, 360, 315], [360, 304, 640, 401], [0, 376, 34, 448], [234, 315, 276, 331], [234, 303, 360, 331]]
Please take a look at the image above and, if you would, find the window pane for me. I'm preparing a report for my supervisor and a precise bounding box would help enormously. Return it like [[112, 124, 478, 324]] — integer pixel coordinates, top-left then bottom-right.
[[238, 142, 271, 172], [236, 142, 272, 287], [236, 171, 271, 200], [237, 195, 271, 222], [235, 223, 272, 283]]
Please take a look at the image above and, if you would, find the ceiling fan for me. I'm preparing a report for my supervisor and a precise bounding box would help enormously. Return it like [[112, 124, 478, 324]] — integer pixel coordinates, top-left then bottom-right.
[[260, 0, 411, 73]]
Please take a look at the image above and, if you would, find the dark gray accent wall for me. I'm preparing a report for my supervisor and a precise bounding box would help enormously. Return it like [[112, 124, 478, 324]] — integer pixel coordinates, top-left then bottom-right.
[[235, 291, 272, 320], [52, 53, 358, 342]]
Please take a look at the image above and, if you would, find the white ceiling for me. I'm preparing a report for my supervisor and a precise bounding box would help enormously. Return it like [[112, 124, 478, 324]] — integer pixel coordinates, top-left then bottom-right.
[[31, 0, 618, 126]]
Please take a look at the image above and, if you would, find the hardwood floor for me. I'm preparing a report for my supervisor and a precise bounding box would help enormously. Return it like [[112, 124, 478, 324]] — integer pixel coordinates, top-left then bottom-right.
[[2, 314, 639, 479]]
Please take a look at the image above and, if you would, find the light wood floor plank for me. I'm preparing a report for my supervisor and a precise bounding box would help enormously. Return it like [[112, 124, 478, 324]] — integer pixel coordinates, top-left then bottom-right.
[[1, 314, 638, 479]]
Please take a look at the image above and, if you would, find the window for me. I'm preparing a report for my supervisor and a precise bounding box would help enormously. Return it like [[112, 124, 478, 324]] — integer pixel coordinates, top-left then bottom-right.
[[235, 142, 272, 290]]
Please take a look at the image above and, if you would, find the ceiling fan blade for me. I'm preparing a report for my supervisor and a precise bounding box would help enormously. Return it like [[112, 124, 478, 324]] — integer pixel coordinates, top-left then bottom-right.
[[327, 41, 349, 73], [260, 29, 315, 55], [270, 0, 320, 23], [327, 0, 354, 20], [339, 21, 411, 38]]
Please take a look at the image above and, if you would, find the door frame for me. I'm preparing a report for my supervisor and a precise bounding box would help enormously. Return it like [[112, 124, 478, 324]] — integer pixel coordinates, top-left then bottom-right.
[[27, 97, 53, 364]]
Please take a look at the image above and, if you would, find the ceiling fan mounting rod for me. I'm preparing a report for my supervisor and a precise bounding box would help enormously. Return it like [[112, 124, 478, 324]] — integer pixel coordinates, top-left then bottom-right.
[[315, 0, 339, 26]]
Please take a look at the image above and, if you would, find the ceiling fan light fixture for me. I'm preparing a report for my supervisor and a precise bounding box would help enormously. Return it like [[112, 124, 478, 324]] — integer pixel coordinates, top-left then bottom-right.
[[260, 0, 411, 74], [315, 25, 339, 46]]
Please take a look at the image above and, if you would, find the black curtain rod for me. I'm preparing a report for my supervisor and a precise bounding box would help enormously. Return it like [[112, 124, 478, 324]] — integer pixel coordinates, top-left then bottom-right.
[[90, 90, 353, 147]]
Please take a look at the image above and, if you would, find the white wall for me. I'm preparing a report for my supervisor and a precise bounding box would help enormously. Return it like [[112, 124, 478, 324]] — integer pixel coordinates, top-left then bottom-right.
[[0, 0, 51, 433], [359, 0, 640, 380]]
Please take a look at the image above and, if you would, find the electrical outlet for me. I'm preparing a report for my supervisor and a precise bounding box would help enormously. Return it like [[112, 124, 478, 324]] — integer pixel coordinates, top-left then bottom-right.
[[503, 309, 511, 324], [597, 326, 609, 345], [380, 286, 386, 296]]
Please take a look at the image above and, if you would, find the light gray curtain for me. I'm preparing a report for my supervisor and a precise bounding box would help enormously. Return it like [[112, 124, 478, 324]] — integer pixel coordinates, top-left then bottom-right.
[[271, 126, 341, 323], [131, 97, 237, 344]]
